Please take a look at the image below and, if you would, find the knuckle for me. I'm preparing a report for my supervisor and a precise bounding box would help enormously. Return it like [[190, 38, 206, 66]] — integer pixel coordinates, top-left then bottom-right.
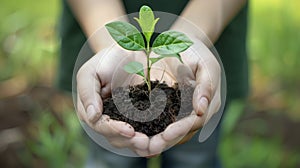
[[89, 112, 101, 123]]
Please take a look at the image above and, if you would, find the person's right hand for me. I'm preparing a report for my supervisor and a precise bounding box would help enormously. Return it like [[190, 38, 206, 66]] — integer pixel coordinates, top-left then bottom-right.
[[76, 45, 150, 156]]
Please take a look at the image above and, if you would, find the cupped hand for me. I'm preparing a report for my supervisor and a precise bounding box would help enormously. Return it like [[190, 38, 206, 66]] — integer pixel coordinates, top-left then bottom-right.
[[148, 38, 222, 155], [76, 38, 222, 157], [76, 45, 150, 156]]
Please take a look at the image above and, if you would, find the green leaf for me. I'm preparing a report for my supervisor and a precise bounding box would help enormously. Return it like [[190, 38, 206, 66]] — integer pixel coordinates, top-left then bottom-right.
[[150, 53, 183, 65], [105, 21, 145, 51], [134, 5, 159, 42], [152, 30, 193, 55], [123, 61, 145, 77]]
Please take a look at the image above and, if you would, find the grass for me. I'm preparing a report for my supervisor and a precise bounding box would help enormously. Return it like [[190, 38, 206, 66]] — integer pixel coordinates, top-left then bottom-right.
[[219, 1, 300, 167], [20, 110, 87, 168], [1, 0, 299, 167]]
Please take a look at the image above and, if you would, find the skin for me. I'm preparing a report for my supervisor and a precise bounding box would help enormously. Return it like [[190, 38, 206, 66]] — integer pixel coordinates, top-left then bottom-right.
[[69, 0, 247, 157]]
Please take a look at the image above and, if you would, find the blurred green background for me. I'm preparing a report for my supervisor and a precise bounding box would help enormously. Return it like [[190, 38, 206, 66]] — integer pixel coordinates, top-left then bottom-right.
[[0, 0, 299, 167]]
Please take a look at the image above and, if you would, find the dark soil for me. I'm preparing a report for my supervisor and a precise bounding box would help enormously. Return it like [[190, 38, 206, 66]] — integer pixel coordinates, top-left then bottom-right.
[[103, 81, 194, 136]]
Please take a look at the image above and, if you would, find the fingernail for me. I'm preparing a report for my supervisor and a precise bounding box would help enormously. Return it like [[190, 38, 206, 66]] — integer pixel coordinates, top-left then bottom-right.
[[198, 97, 208, 116], [111, 122, 135, 138], [87, 105, 96, 122], [120, 124, 135, 138], [120, 131, 133, 138]]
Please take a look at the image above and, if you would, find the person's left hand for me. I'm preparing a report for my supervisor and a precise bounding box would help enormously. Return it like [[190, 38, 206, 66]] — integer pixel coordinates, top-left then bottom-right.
[[147, 37, 222, 156]]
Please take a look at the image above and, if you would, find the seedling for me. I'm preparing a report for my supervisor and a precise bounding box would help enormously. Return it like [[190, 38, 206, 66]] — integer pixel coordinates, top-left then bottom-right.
[[105, 5, 193, 92]]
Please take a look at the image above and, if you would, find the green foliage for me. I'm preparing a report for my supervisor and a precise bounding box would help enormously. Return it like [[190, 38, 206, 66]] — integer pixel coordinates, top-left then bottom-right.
[[0, 0, 58, 82], [152, 31, 193, 55], [150, 53, 183, 65], [0, 1, 88, 167], [249, 0, 300, 88], [105, 5, 193, 91], [22, 111, 87, 168], [220, 133, 284, 168], [105, 21, 145, 51], [123, 61, 145, 77], [134, 5, 159, 42]]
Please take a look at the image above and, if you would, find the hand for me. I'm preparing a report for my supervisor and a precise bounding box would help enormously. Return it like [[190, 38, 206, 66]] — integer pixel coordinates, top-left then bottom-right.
[[148, 38, 222, 155], [76, 46, 150, 156], [76, 38, 221, 157]]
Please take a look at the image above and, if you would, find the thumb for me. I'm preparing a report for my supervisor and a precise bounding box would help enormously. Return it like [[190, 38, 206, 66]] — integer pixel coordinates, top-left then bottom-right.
[[193, 66, 213, 116], [76, 55, 103, 123], [193, 83, 210, 117]]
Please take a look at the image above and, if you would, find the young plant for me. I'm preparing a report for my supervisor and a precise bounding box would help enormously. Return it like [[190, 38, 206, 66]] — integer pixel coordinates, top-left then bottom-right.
[[105, 5, 193, 92]]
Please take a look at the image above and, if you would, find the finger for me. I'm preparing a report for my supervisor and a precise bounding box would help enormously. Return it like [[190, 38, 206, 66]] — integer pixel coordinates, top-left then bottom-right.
[[78, 99, 136, 139], [106, 131, 149, 153], [162, 114, 201, 141], [149, 132, 184, 156], [108, 132, 150, 156], [148, 133, 168, 155], [94, 115, 135, 138], [77, 56, 103, 123], [203, 79, 222, 125], [131, 132, 149, 150], [193, 84, 210, 116], [109, 137, 134, 148], [130, 132, 150, 156], [79, 101, 138, 150], [193, 62, 217, 116], [194, 59, 222, 123], [109, 133, 150, 156], [148, 114, 201, 155]]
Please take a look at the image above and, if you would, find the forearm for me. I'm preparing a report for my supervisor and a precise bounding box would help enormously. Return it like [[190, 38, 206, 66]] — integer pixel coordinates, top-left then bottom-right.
[[67, 0, 126, 51], [173, 0, 247, 44]]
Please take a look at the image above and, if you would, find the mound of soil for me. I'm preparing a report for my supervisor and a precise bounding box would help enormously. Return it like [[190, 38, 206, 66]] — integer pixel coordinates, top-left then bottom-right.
[[103, 81, 193, 136]]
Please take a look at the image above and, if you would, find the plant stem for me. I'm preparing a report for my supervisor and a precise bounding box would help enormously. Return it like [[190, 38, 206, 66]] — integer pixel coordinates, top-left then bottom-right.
[[146, 40, 151, 92]]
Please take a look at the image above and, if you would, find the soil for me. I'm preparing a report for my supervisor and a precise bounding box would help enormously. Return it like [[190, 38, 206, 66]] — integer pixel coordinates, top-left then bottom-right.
[[103, 81, 194, 136]]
